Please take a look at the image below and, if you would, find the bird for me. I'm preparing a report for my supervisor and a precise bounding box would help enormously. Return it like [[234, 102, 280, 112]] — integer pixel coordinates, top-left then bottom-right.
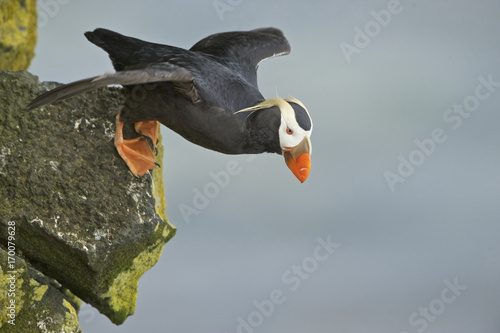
[[27, 27, 313, 182]]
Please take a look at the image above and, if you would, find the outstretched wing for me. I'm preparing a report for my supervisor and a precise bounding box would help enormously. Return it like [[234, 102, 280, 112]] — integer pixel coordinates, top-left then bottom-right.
[[27, 63, 194, 110], [189, 28, 290, 89]]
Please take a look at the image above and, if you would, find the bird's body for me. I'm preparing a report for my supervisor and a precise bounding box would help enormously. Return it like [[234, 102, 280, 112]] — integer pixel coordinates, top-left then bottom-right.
[[28, 28, 313, 182]]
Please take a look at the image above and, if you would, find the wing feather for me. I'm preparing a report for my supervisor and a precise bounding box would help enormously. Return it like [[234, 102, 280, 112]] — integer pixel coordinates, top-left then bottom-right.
[[190, 28, 290, 88], [27, 63, 193, 110]]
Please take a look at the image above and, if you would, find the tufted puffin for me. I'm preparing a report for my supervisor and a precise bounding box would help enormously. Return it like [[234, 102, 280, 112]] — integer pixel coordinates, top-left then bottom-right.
[[28, 28, 313, 182]]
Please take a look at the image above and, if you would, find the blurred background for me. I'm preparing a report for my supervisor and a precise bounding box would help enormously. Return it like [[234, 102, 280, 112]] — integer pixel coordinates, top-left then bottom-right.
[[29, 0, 500, 332]]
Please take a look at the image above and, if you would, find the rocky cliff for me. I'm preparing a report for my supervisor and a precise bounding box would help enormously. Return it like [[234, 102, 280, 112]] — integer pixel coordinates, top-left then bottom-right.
[[0, 70, 176, 331]]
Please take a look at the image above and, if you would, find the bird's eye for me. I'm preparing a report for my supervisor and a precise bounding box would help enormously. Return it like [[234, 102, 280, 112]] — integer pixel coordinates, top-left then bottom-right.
[[286, 126, 293, 135]]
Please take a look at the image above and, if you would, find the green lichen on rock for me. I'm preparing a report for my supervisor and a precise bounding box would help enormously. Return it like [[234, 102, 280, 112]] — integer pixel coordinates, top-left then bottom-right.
[[0, 71, 176, 326], [101, 226, 173, 323], [0, 0, 38, 70], [30, 279, 49, 301], [0, 248, 26, 329], [152, 131, 169, 222], [0, 248, 82, 333], [62, 299, 81, 332]]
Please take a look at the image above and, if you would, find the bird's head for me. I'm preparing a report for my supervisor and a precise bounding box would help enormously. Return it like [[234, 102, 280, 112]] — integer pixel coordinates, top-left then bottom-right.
[[237, 97, 313, 183], [276, 98, 312, 183]]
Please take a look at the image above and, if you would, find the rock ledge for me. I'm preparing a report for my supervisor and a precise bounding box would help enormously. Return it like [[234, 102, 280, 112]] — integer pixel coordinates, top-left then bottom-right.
[[0, 71, 176, 328]]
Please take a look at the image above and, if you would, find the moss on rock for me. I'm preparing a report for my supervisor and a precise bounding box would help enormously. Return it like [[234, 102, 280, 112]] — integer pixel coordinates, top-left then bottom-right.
[[0, 0, 38, 70], [0, 71, 176, 326], [0, 248, 82, 333], [101, 226, 173, 323]]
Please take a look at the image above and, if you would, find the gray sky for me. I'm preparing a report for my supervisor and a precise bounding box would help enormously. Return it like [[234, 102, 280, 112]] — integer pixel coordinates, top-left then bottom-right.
[[30, 0, 500, 332]]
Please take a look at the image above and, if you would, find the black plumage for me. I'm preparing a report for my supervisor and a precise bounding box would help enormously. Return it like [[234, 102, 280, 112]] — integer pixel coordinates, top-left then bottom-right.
[[28, 28, 312, 181]]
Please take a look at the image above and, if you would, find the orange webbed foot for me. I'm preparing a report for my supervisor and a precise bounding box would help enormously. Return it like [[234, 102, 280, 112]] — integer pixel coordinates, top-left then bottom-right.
[[115, 114, 159, 177], [134, 121, 159, 154]]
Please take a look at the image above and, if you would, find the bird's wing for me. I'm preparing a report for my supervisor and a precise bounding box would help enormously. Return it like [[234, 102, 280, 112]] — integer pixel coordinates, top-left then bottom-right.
[[189, 28, 290, 89], [27, 63, 194, 110]]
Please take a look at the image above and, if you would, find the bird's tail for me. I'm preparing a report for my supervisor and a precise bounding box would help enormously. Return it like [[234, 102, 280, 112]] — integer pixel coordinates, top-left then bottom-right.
[[84, 28, 151, 70], [27, 29, 192, 110]]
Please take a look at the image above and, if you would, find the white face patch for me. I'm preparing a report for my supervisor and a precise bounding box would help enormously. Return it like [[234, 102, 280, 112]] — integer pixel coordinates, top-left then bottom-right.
[[278, 98, 313, 152], [234, 97, 313, 153]]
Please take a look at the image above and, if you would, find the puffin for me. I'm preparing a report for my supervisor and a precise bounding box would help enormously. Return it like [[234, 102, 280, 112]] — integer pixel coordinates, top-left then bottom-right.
[[28, 28, 313, 182]]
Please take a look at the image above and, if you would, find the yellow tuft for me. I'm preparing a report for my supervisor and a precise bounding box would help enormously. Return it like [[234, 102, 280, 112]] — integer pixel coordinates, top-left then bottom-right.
[[235, 98, 289, 119], [235, 97, 309, 120]]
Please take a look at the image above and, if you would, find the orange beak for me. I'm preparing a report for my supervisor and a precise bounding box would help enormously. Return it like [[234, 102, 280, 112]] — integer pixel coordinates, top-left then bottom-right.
[[283, 136, 312, 183]]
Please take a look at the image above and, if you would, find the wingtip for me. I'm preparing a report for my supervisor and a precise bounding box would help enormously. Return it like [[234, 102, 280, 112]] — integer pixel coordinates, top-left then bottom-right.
[[26, 97, 43, 110]]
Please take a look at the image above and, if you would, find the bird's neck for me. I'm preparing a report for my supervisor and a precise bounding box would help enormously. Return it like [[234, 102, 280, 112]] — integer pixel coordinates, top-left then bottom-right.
[[242, 106, 281, 154]]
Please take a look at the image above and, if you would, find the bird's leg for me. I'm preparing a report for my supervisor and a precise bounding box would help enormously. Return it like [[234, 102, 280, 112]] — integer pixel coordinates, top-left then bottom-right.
[[114, 114, 159, 177], [134, 121, 159, 154]]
